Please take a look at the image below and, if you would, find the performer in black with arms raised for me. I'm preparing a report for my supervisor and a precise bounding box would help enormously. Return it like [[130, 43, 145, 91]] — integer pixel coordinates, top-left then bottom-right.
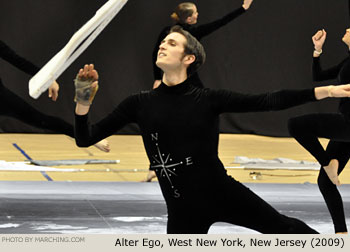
[[74, 26, 350, 233]]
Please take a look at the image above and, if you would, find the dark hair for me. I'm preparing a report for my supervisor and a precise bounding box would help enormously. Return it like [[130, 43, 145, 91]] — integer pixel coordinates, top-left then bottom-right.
[[170, 2, 195, 24], [170, 25, 206, 76]]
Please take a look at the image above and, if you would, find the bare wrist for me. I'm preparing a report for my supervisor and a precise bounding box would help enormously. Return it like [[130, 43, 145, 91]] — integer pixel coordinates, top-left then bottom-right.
[[313, 48, 322, 56], [75, 103, 91, 115], [328, 85, 334, 98]]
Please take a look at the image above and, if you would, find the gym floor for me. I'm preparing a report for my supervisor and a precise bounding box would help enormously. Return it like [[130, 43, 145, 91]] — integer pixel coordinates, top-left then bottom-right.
[[0, 134, 349, 233]]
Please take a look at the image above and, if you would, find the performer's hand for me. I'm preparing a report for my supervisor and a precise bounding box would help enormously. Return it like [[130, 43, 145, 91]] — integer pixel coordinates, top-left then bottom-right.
[[48, 81, 59, 101], [312, 29, 327, 52], [153, 80, 162, 89], [329, 84, 350, 98], [78, 64, 99, 81], [242, 0, 253, 10], [74, 64, 99, 106]]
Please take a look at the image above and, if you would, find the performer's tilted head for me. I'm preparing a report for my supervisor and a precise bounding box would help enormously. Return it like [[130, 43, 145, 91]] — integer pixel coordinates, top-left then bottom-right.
[[156, 25, 206, 76]]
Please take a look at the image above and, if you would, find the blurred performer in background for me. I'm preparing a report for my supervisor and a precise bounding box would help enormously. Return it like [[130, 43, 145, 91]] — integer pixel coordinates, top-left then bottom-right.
[[0, 40, 109, 152], [288, 28, 350, 234]]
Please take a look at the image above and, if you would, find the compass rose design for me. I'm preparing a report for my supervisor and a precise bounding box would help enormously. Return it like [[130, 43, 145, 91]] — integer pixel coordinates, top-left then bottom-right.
[[150, 132, 193, 198], [151, 143, 183, 188]]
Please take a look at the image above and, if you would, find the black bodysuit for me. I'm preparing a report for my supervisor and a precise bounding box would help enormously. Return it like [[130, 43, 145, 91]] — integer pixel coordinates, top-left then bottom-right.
[[0, 40, 73, 136], [152, 7, 246, 87], [75, 79, 319, 234], [288, 54, 350, 233]]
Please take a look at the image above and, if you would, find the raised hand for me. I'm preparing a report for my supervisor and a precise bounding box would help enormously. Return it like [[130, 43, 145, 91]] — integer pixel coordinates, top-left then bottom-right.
[[312, 29, 327, 52], [74, 64, 99, 105]]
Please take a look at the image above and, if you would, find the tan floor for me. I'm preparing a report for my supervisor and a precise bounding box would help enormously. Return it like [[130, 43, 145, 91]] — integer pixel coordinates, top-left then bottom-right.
[[0, 133, 349, 184]]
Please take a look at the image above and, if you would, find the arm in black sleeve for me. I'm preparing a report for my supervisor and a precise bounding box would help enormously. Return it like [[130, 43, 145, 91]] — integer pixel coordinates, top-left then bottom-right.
[[152, 27, 170, 80], [75, 94, 140, 147], [191, 7, 246, 39], [0, 40, 40, 76], [208, 88, 317, 114], [312, 56, 345, 82]]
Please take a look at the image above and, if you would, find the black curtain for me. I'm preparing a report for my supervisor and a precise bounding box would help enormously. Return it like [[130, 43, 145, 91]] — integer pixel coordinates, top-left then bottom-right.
[[0, 0, 348, 136]]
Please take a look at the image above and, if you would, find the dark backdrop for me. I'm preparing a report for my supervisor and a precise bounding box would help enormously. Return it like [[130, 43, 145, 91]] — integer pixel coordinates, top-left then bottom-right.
[[0, 0, 348, 136]]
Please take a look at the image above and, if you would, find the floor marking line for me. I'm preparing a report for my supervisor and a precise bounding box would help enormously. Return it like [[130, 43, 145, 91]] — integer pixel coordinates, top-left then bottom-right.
[[12, 143, 53, 181], [86, 200, 114, 230]]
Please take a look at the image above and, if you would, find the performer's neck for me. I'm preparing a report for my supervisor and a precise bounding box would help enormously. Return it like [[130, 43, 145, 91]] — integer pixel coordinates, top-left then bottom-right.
[[162, 71, 188, 87]]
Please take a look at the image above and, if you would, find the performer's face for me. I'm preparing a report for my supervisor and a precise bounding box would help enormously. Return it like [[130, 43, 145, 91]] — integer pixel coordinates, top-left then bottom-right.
[[342, 28, 350, 46], [156, 32, 188, 71], [187, 5, 198, 25]]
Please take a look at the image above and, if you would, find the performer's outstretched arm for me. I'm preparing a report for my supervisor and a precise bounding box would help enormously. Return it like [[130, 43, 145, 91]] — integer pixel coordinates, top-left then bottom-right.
[[209, 84, 350, 114], [193, 0, 253, 39], [0, 40, 60, 101], [74, 64, 139, 147]]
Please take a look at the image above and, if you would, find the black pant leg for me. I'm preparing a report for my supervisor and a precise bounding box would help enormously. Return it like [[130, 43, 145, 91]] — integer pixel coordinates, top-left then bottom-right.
[[318, 140, 349, 233], [288, 113, 350, 166], [218, 181, 318, 234], [166, 212, 212, 234]]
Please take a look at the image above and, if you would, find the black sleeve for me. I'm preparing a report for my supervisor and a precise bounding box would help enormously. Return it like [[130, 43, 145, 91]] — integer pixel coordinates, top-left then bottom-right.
[[191, 7, 246, 39], [75, 94, 140, 147], [152, 27, 170, 80], [207, 88, 317, 114], [312, 56, 345, 82], [0, 40, 40, 76]]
